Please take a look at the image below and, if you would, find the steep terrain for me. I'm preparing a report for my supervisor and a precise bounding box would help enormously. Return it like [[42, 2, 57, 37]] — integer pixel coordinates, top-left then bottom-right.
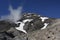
[[0, 13, 60, 40]]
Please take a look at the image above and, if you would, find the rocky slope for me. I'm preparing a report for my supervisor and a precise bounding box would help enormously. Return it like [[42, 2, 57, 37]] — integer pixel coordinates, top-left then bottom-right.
[[0, 13, 60, 40]]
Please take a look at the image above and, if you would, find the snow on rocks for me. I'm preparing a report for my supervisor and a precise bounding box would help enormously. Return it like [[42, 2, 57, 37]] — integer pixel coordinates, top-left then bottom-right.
[[15, 13, 52, 33], [41, 23, 49, 30], [40, 17, 49, 22], [15, 19, 33, 34]]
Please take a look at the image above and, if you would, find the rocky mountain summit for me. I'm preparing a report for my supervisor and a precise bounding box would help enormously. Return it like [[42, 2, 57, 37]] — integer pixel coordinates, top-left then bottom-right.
[[0, 13, 59, 40]]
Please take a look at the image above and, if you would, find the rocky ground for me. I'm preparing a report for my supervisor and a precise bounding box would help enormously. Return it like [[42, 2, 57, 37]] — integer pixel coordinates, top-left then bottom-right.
[[0, 13, 60, 40], [28, 19, 60, 40]]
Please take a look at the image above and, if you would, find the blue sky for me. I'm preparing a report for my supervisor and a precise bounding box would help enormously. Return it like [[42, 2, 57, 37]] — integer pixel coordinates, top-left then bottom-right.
[[0, 0, 60, 18]]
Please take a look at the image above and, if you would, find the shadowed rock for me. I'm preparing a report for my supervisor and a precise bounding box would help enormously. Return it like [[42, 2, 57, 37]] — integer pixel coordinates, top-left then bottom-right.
[[0, 20, 17, 32]]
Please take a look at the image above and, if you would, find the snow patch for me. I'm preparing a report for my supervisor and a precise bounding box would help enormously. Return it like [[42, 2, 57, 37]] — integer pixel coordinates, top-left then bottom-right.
[[41, 23, 49, 30], [40, 17, 49, 22], [15, 19, 33, 33]]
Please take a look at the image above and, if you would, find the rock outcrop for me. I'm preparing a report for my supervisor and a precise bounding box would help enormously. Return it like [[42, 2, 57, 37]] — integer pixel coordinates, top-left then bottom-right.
[[0, 13, 60, 40]]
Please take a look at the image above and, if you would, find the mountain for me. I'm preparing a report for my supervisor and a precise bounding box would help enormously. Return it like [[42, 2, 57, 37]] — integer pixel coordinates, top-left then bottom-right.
[[0, 13, 59, 40]]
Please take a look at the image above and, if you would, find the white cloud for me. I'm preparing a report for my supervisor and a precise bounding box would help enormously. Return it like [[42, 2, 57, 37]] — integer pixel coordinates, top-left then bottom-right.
[[0, 5, 22, 22]]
